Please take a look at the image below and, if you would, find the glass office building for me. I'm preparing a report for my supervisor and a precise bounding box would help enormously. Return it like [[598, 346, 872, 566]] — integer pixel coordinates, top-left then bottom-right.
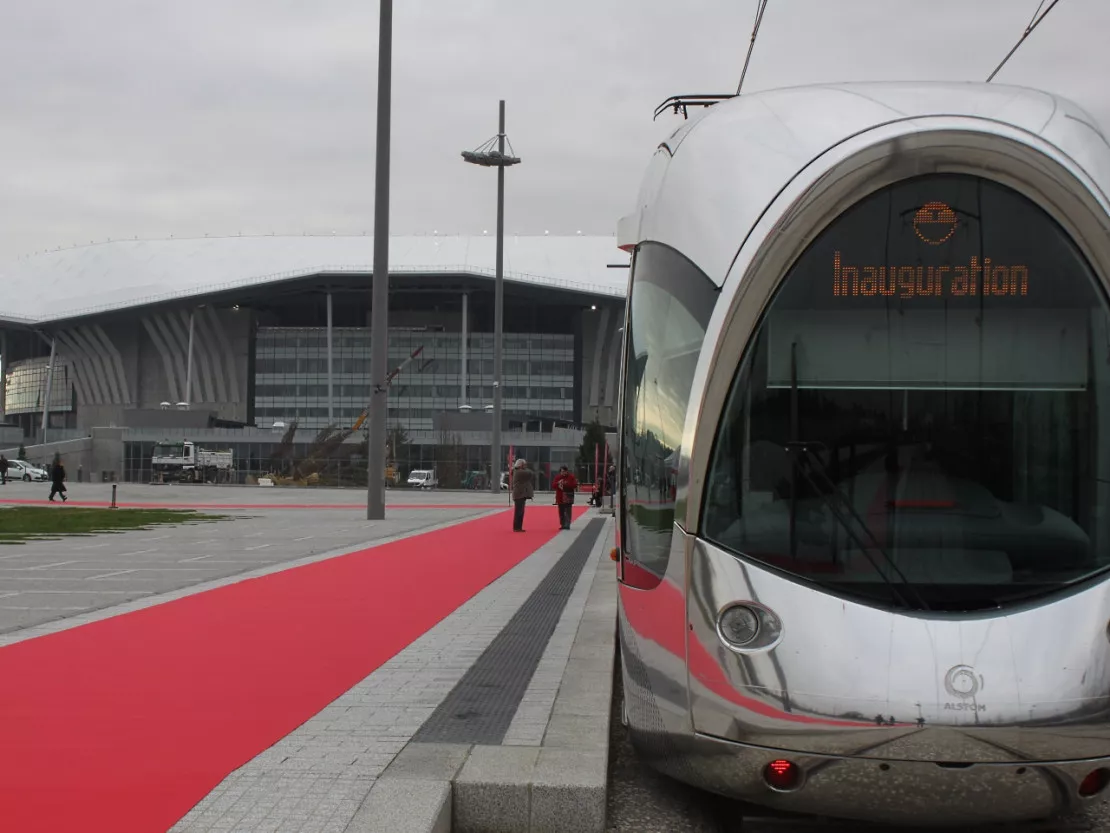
[[252, 327, 576, 432], [4, 357, 74, 419]]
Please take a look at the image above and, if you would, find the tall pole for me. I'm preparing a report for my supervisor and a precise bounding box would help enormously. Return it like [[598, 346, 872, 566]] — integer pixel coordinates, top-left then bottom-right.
[[185, 308, 196, 406], [41, 336, 56, 443], [367, 0, 392, 520], [491, 100, 505, 494], [460, 292, 468, 404], [326, 291, 334, 422]]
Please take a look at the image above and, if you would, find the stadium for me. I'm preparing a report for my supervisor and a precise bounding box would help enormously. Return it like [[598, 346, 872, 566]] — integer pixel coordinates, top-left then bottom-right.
[[0, 233, 626, 487]]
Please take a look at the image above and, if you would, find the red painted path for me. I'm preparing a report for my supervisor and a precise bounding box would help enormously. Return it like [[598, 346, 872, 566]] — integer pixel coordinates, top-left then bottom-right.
[[0, 504, 586, 833]]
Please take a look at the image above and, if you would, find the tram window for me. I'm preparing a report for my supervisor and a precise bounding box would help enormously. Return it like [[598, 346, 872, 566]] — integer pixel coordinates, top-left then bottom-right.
[[621, 243, 718, 588], [702, 174, 1110, 612]]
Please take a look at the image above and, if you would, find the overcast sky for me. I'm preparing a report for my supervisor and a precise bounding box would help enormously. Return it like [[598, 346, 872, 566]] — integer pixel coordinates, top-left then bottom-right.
[[0, 0, 1105, 261]]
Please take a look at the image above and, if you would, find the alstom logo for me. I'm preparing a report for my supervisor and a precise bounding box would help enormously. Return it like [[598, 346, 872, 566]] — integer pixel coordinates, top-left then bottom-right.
[[943, 664, 986, 712]]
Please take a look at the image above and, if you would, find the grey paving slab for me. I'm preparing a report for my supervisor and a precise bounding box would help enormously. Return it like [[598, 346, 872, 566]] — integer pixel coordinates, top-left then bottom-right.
[[503, 518, 610, 746], [448, 516, 618, 833], [531, 747, 608, 833], [412, 518, 606, 745], [374, 743, 472, 783], [343, 779, 452, 833], [453, 746, 539, 833], [0, 505, 497, 644]]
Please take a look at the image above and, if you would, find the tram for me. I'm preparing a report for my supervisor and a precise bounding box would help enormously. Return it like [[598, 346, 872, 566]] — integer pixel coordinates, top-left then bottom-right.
[[613, 81, 1110, 826]]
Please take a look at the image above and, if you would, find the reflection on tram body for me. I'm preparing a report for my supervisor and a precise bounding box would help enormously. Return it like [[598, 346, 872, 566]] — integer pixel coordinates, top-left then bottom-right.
[[613, 82, 1110, 827]]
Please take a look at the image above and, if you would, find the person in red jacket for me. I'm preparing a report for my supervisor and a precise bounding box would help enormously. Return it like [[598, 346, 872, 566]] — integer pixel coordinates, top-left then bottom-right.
[[553, 465, 578, 530]]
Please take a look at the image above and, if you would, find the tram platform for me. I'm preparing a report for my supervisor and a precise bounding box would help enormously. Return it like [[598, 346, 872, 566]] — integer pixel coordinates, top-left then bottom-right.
[[349, 513, 615, 833], [0, 485, 616, 833]]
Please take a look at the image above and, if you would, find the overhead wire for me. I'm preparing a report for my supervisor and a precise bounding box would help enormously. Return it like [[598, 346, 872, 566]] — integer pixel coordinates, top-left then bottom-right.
[[736, 0, 770, 96], [986, 0, 1063, 82]]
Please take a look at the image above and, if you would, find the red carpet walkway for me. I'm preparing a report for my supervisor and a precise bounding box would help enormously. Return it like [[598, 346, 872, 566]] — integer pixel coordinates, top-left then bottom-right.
[[0, 504, 585, 833]]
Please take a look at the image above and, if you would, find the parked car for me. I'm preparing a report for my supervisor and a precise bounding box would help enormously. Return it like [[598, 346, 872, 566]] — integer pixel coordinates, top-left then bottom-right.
[[9, 460, 48, 481], [406, 469, 438, 489]]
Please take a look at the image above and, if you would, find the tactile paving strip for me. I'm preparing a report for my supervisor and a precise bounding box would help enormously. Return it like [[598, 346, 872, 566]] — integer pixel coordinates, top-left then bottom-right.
[[411, 518, 606, 745]]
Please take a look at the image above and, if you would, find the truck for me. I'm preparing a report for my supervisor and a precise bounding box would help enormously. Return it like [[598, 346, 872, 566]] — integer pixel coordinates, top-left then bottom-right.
[[406, 469, 438, 489], [151, 440, 234, 483]]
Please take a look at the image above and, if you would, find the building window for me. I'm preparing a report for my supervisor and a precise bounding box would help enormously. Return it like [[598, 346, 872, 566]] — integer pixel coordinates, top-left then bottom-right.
[[252, 326, 578, 434]]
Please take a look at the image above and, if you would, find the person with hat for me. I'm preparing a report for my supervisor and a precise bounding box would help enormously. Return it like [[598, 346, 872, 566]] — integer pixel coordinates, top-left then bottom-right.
[[552, 465, 578, 530], [510, 457, 535, 532]]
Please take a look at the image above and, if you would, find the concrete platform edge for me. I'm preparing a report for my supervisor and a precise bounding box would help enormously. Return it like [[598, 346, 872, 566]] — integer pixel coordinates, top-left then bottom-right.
[[453, 516, 616, 833], [348, 515, 617, 833]]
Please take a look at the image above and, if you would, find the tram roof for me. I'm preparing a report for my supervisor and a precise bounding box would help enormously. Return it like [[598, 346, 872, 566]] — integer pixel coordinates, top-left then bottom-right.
[[619, 81, 1110, 287], [0, 233, 627, 325]]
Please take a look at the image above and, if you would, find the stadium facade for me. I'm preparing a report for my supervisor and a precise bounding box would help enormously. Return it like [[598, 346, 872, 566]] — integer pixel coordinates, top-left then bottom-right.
[[0, 234, 627, 486]]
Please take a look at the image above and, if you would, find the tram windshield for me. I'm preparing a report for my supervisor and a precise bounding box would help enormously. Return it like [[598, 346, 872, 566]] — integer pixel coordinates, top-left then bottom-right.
[[702, 173, 1110, 611]]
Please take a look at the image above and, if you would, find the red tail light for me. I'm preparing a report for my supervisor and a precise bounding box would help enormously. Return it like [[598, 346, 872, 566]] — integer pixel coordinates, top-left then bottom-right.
[[1079, 768, 1110, 797], [763, 759, 802, 791]]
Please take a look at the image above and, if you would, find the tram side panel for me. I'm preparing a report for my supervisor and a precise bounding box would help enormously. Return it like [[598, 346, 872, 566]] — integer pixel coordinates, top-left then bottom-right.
[[615, 240, 724, 781]]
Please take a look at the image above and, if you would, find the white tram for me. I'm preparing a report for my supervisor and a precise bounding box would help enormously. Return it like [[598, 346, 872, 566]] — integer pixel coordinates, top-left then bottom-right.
[[613, 81, 1110, 826]]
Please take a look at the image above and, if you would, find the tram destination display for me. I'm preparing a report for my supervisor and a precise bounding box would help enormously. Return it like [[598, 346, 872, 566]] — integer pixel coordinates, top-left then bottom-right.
[[765, 174, 1102, 392], [832, 251, 1029, 298], [832, 199, 1029, 298]]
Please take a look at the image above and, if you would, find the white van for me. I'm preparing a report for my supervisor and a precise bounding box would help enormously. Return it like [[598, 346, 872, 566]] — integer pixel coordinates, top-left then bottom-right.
[[406, 469, 438, 489]]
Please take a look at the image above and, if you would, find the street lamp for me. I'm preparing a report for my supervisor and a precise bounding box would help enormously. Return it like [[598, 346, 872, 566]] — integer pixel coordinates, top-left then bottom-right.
[[462, 100, 521, 494]]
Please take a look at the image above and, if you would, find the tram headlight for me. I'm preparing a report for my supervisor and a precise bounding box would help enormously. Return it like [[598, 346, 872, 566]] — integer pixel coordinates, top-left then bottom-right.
[[718, 604, 760, 647]]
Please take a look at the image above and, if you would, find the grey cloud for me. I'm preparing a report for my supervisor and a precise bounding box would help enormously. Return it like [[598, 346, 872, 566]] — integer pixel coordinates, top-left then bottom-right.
[[0, 0, 1106, 259]]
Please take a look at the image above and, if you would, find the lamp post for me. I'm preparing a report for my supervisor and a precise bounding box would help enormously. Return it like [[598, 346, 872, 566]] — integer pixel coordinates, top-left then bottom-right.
[[462, 100, 521, 494], [366, 0, 392, 520]]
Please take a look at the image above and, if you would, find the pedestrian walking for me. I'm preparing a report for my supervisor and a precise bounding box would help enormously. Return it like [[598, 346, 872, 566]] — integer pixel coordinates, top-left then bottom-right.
[[552, 465, 578, 530], [0, 454, 8, 486], [510, 458, 534, 532], [49, 455, 67, 502]]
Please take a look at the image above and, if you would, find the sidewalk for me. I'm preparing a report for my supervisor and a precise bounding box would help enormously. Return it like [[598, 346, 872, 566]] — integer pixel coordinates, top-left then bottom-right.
[[166, 508, 617, 833], [0, 498, 496, 641]]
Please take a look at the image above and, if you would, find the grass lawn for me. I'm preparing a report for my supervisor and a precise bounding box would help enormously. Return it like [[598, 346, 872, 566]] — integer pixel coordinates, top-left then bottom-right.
[[0, 507, 228, 544]]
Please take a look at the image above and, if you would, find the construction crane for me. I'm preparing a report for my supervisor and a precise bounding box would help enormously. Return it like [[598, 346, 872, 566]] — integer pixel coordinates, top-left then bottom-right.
[[288, 345, 427, 484]]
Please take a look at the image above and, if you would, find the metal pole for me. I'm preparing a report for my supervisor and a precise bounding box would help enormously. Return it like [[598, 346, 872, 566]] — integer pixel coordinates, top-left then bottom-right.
[[367, 0, 392, 520], [185, 308, 196, 406], [41, 336, 56, 443], [326, 291, 334, 422], [461, 293, 468, 405], [491, 99, 505, 494]]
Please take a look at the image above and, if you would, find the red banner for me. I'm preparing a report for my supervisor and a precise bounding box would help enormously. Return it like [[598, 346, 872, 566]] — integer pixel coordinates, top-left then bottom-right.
[[603, 443, 610, 501]]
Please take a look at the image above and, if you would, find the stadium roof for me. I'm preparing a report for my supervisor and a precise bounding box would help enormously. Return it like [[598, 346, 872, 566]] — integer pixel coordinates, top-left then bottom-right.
[[0, 234, 628, 325]]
